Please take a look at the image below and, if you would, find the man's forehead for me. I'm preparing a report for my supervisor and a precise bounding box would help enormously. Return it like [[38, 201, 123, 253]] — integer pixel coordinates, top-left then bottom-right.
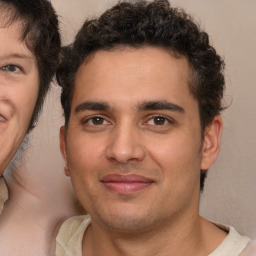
[[75, 46, 190, 84], [73, 46, 194, 106]]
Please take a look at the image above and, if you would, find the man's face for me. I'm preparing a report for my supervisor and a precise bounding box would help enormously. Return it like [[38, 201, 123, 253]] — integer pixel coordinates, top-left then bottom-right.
[[0, 18, 39, 175], [61, 46, 221, 232]]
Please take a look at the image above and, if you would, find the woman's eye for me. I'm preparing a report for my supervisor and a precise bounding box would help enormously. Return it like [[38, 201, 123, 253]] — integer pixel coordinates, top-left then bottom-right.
[[147, 116, 170, 126], [1, 64, 21, 73]]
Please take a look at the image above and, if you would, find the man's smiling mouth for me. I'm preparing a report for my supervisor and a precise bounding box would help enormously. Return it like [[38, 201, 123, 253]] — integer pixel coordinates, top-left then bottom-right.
[[101, 174, 154, 194]]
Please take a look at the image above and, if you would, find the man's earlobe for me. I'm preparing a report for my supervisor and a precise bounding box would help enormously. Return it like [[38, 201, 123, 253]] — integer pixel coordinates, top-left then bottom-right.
[[201, 116, 223, 170], [63, 165, 70, 177], [60, 126, 70, 176]]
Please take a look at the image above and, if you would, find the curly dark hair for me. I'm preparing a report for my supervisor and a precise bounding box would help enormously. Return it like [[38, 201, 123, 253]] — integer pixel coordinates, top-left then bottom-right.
[[56, 0, 225, 190], [0, 0, 61, 131]]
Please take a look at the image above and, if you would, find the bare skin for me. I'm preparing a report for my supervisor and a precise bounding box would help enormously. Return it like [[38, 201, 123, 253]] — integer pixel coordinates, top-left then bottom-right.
[[0, 20, 38, 175], [0, 157, 81, 256], [60, 46, 227, 256], [83, 217, 226, 256], [0, 12, 83, 256]]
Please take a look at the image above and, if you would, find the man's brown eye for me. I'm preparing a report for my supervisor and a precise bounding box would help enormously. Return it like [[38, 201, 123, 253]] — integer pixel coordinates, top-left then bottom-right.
[[153, 116, 167, 125], [91, 117, 105, 125]]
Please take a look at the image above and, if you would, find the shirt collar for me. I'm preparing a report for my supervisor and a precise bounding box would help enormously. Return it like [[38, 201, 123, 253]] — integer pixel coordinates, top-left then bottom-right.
[[0, 176, 8, 215]]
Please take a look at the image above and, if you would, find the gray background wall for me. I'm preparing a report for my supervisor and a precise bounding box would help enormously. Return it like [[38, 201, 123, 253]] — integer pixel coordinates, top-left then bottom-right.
[[24, 0, 255, 238]]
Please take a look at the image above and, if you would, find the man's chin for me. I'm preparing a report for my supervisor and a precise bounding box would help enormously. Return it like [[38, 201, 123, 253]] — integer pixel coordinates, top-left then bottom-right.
[[92, 208, 155, 234]]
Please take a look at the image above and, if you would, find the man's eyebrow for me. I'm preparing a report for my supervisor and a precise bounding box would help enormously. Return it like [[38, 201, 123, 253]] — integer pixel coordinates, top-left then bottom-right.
[[138, 101, 184, 113], [75, 101, 111, 113]]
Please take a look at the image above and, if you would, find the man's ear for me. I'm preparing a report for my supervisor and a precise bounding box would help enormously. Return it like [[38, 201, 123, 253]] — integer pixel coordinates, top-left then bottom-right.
[[60, 126, 70, 176], [201, 116, 223, 170]]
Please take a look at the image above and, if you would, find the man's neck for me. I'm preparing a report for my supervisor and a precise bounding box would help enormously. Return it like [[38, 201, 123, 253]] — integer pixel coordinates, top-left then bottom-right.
[[82, 215, 227, 256]]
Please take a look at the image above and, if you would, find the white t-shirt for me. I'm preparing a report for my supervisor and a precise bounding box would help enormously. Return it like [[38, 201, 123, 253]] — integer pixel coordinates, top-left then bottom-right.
[[0, 177, 8, 215], [56, 215, 254, 256]]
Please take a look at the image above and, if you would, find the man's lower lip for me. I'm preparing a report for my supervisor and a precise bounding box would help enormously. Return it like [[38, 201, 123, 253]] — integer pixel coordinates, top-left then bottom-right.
[[102, 182, 152, 194]]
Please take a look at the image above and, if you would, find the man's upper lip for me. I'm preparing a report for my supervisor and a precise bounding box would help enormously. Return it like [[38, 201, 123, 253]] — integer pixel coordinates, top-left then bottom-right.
[[101, 174, 153, 183]]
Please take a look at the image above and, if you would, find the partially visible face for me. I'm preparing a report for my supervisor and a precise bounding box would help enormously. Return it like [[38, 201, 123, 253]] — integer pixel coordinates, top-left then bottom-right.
[[0, 15, 39, 175], [61, 46, 221, 233]]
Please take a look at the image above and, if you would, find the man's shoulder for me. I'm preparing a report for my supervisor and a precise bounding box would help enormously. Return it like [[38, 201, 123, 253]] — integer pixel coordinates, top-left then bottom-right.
[[56, 215, 91, 256], [56, 214, 91, 241], [210, 224, 250, 256]]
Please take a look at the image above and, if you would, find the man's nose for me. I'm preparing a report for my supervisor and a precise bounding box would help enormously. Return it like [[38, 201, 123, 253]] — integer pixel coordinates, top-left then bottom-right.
[[105, 123, 146, 164]]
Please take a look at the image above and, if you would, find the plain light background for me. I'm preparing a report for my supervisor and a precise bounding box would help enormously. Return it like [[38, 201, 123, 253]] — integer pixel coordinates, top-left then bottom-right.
[[23, 0, 255, 238]]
